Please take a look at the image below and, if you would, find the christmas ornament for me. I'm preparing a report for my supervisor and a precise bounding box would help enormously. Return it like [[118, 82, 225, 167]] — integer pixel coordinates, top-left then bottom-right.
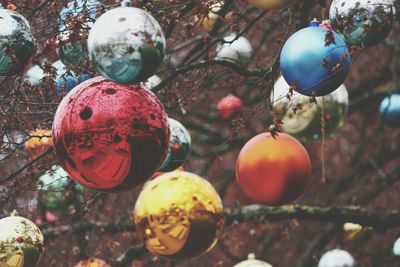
[[215, 34, 253, 65], [343, 222, 363, 240], [272, 76, 349, 143], [379, 93, 400, 127], [144, 74, 162, 90], [393, 237, 400, 256], [88, 2, 166, 84], [329, 0, 395, 47], [234, 253, 273, 267], [0, 212, 44, 267], [24, 65, 44, 86], [280, 22, 351, 96], [318, 249, 355, 267], [159, 118, 191, 172], [247, 0, 297, 10], [236, 132, 311, 205], [37, 165, 84, 212], [74, 258, 110, 267], [0, 9, 36, 76], [24, 129, 52, 158], [57, 0, 100, 71], [217, 94, 243, 120], [52, 76, 170, 191], [196, 1, 223, 31], [134, 171, 224, 260]]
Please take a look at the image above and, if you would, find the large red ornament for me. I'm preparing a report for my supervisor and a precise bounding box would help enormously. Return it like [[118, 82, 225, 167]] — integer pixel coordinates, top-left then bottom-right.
[[52, 76, 170, 192], [217, 94, 243, 120], [236, 132, 311, 205]]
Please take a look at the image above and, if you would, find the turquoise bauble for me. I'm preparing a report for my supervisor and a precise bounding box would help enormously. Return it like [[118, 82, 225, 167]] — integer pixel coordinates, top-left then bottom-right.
[[379, 93, 400, 128]]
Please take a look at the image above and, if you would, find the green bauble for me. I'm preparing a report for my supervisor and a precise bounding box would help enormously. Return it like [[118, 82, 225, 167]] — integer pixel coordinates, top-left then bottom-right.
[[272, 76, 349, 143], [37, 165, 84, 212]]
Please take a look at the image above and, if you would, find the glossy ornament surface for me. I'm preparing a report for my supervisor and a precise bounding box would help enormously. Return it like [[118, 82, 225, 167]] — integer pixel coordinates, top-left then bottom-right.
[[393, 237, 400, 256], [217, 94, 243, 120], [318, 249, 355, 267], [272, 76, 349, 143], [379, 93, 400, 127], [236, 132, 311, 205], [280, 25, 351, 96], [74, 258, 109, 267], [159, 118, 191, 172], [247, 0, 297, 10], [0, 9, 36, 76], [24, 129, 52, 158], [88, 6, 166, 84], [234, 253, 273, 267], [37, 165, 84, 212], [329, 0, 395, 47], [0, 214, 44, 267], [215, 34, 253, 65], [134, 171, 224, 260], [58, 0, 100, 71], [52, 76, 170, 191]]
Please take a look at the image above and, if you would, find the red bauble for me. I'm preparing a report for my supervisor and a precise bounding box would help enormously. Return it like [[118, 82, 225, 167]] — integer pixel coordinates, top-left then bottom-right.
[[217, 94, 243, 120], [236, 132, 311, 205], [52, 76, 170, 191]]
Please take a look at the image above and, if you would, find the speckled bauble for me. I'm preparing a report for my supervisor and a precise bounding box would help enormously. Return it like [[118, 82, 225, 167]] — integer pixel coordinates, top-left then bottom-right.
[[236, 132, 311, 205], [88, 4, 166, 84], [57, 0, 100, 71], [280, 24, 351, 96], [217, 94, 243, 120], [37, 165, 84, 212], [247, 0, 297, 10], [379, 93, 400, 128], [329, 0, 395, 47], [24, 129, 52, 158], [318, 249, 355, 267], [134, 171, 224, 260], [159, 118, 191, 172], [74, 258, 109, 267], [0, 9, 36, 76], [234, 253, 273, 267], [215, 34, 253, 65], [0, 213, 44, 267], [272, 76, 349, 143], [393, 237, 400, 256], [52, 76, 170, 192]]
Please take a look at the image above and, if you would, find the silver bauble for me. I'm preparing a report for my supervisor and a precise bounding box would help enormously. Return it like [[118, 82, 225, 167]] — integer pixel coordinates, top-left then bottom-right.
[[215, 34, 253, 65], [318, 249, 355, 267]]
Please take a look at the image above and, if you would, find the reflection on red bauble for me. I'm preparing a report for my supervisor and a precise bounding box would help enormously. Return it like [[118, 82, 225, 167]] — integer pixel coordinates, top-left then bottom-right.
[[236, 132, 311, 205], [52, 76, 170, 191], [217, 94, 243, 120]]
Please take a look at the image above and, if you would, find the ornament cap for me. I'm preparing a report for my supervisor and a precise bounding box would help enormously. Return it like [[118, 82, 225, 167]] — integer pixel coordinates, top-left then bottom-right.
[[10, 210, 19, 217], [121, 0, 132, 7], [248, 253, 256, 260], [310, 18, 320, 27]]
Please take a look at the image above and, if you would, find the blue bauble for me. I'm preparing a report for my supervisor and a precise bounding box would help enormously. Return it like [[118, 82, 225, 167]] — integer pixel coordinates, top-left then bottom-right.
[[379, 93, 400, 128], [56, 75, 79, 95], [78, 71, 91, 84], [280, 26, 351, 96]]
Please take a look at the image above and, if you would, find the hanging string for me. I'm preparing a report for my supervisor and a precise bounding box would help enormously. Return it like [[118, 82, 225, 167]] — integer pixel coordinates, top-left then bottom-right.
[[321, 96, 326, 184]]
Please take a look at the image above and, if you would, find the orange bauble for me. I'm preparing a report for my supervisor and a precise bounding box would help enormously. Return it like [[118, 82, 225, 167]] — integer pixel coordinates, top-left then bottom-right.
[[236, 132, 311, 205], [74, 258, 109, 267], [24, 129, 52, 158]]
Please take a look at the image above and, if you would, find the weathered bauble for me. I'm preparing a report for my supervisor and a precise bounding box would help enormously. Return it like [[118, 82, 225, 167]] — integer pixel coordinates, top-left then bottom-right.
[[234, 253, 273, 267], [134, 171, 224, 260], [0, 9, 36, 76], [24, 129, 52, 158], [217, 94, 243, 120], [379, 93, 400, 128], [0, 213, 44, 267], [144, 74, 162, 90], [215, 34, 253, 65], [393, 237, 400, 256], [318, 249, 355, 267], [74, 258, 110, 267], [236, 132, 311, 205], [88, 5, 166, 84], [52, 76, 170, 191], [247, 0, 297, 10], [159, 118, 191, 172], [272, 76, 349, 143], [57, 0, 100, 71], [329, 0, 395, 47], [280, 24, 351, 96], [37, 165, 84, 212]]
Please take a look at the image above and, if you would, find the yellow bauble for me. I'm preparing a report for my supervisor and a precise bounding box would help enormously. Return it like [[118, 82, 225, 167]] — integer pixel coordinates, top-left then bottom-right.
[[195, 1, 224, 31], [24, 129, 52, 158], [134, 171, 224, 260], [247, 0, 296, 10]]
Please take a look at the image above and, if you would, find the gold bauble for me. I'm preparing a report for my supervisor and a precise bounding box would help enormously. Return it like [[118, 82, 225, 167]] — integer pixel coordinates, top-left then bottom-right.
[[247, 0, 297, 10], [24, 129, 52, 158], [0, 213, 44, 267], [195, 1, 224, 31], [133, 171, 224, 260]]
